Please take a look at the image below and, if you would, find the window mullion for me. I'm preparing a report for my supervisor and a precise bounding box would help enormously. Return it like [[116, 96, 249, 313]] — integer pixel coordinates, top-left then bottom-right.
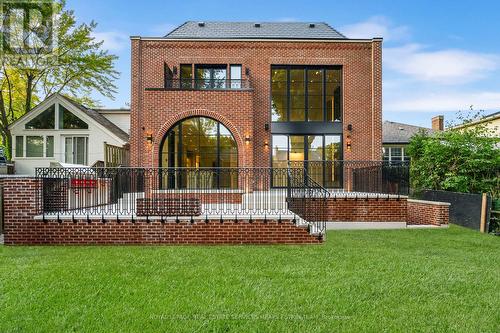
[[287, 69, 290, 122], [305, 68, 308, 122], [55, 103, 59, 129], [323, 69, 326, 122]]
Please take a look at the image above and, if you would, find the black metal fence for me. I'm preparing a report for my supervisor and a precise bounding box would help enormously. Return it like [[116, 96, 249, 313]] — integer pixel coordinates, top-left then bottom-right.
[[34, 162, 410, 236], [286, 160, 410, 195], [351, 161, 410, 195], [35, 167, 328, 234]]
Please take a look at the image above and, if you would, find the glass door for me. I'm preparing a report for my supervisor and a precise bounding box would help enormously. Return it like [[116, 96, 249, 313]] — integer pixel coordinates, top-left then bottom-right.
[[195, 65, 227, 89], [64, 136, 88, 165]]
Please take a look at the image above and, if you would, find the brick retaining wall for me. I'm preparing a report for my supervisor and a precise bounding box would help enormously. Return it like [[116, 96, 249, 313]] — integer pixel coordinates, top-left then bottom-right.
[[5, 219, 320, 245], [1, 177, 451, 245], [407, 199, 449, 226], [0, 177, 320, 245], [288, 196, 407, 222]]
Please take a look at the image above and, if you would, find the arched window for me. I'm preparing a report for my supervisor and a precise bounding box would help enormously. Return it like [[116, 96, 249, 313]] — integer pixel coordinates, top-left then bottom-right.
[[160, 117, 238, 188]]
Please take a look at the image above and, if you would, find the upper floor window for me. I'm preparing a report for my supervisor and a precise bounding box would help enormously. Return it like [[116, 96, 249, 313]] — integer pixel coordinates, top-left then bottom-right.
[[24, 103, 88, 130], [271, 66, 342, 123], [195, 65, 227, 89], [170, 64, 247, 90], [180, 64, 193, 89], [383, 146, 410, 163], [25, 105, 55, 129], [59, 105, 88, 129], [230, 65, 242, 89]]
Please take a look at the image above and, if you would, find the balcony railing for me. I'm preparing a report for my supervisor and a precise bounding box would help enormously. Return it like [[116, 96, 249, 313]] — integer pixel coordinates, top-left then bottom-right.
[[147, 78, 252, 91]]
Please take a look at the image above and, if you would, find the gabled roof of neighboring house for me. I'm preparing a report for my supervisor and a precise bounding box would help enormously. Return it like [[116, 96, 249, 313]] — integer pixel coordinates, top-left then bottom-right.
[[94, 108, 131, 113], [62, 96, 129, 142], [9, 93, 129, 142], [383, 121, 435, 144], [452, 110, 500, 129], [163, 21, 347, 40]]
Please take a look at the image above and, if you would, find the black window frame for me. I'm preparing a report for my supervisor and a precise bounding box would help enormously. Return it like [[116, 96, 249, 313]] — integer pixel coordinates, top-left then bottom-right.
[[159, 116, 238, 189], [270, 65, 343, 124], [194, 64, 228, 89], [270, 134, 343, 188]]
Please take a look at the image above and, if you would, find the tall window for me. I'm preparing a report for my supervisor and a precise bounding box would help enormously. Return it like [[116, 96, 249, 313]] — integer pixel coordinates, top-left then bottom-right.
[[271, 69, 288, 122], [272, 134, 342, 187], [180, 64, 192, 89], [230, 65, 242, 89], [271, 66, 342, 122], [15, 136, 24, 157], [160, 117, 238, 189], [195, 65, 227, 89]]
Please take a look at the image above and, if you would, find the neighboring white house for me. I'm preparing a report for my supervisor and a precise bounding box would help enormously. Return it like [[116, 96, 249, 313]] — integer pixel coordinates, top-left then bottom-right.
[[93, 108, 131, 134], [9, 93, 130, 175]]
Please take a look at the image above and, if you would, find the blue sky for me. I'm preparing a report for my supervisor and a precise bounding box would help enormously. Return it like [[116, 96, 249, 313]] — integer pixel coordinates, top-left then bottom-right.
[[67, 0, 500, 128]]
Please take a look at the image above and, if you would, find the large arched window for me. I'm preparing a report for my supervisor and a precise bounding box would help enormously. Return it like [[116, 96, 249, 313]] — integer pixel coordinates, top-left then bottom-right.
[[160, 117, 238, 188]]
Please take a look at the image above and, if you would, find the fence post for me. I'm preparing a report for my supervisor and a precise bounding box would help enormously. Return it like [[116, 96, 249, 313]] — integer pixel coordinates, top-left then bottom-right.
[[480, 193, 488, 233]]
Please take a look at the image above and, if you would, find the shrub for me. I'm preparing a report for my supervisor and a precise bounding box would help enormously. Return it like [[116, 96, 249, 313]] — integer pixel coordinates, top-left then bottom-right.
[[406, 112, 500, 197]]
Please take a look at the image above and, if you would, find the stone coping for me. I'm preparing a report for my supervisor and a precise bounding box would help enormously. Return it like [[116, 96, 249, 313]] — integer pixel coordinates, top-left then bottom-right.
[[33, 214, 297, 220], [407, 198, 451, 206]]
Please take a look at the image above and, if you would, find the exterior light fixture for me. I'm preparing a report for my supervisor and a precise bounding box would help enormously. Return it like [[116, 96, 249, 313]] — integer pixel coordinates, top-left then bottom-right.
[[245, 135, 251, 145], [146, 133, 154, 144], [264, 141, 269, 148], [346, 124, 353, 152]]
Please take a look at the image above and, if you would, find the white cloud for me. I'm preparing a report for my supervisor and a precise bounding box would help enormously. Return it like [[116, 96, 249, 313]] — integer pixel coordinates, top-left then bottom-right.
[[385, 90, 500, 112], [339, 16, 409, 41], [385, 44, 499, 84], [91, 31, 129, 52]]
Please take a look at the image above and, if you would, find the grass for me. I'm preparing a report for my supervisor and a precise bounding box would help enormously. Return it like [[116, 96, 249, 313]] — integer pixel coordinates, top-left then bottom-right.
[[0, 225, 499, 332]]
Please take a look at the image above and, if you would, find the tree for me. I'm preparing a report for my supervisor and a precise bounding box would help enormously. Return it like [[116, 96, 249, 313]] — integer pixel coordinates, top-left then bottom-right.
[[406, 110, 500, 197], [0, 0, 119, 158]]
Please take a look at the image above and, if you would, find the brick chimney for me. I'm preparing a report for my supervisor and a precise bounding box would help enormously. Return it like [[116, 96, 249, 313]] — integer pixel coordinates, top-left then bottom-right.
[[432, 115, 444, 131]]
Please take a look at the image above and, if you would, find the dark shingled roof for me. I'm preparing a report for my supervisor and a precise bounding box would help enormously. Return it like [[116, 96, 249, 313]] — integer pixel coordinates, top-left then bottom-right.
[[383, 121, 435, 144], [164, 21, 347, 40], [61, 95, 129, 142]]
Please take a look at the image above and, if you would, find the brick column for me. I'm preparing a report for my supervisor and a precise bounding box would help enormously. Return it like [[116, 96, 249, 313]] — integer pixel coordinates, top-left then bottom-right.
[[1, 177, 40, 244]]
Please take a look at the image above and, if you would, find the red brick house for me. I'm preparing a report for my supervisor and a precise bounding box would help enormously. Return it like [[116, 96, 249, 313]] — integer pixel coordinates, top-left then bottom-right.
[[1, 22, 452, 246], [130, 21, 382, 189]]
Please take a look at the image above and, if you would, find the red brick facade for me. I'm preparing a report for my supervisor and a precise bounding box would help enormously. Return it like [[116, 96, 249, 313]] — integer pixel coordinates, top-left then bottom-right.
[[407, 199, 449, 226], [288, 197, 407, 222], [289, 197, 450, 225], [130, 38, 383, 168]]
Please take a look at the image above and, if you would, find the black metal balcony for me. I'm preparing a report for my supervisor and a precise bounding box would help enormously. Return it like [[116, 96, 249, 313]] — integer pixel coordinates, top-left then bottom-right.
[[146, 79, 252, 91]]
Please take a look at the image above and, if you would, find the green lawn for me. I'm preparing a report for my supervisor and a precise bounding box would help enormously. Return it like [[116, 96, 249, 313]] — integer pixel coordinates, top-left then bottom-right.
[[1, 225, 499, 332]]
